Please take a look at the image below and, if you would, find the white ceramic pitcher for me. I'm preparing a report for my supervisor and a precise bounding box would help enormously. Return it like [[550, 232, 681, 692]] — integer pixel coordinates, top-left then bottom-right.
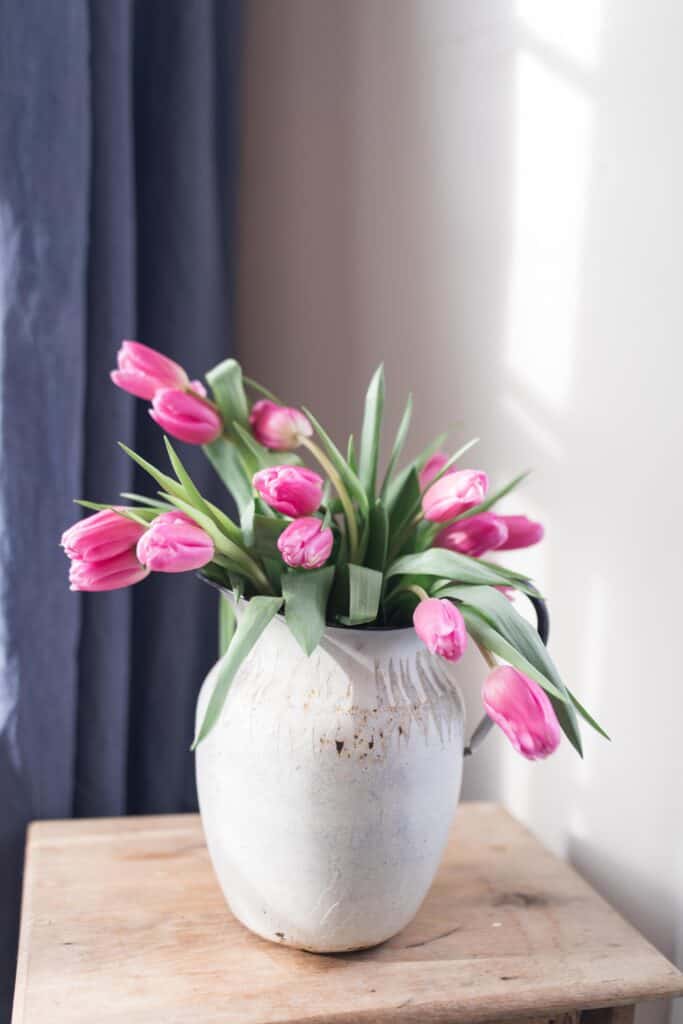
[[195, 613, 467, 952]]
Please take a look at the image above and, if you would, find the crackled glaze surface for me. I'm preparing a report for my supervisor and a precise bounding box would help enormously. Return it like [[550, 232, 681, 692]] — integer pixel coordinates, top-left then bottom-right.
[[195, 615, 465, 952]]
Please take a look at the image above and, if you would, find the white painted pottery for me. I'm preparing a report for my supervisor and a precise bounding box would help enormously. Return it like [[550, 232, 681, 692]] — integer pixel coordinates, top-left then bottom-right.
[[195, 612, 466, 952]]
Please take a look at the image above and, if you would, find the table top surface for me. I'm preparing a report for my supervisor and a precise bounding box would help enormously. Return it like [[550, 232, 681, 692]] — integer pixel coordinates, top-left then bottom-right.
[[12, 802, 683, 1024]]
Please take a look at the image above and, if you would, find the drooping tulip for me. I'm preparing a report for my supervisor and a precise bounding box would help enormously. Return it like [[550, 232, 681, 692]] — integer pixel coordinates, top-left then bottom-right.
[[419, 451, 452, 491], [136, 511, 215, 573], [435, 512, 508, 557], [482, 665, 561, 760], [110, 340, 190, 400], [149, 387, 223, 445], [68, 550, 150, 592], [413, 598, 467, 662], [253, 466, 324, 517], [495, 514, 545, 550], [422, 469, 489, 523], [277, 516, 334, 569], [61, 508, 146, 562], [249, 399, 312, 451]]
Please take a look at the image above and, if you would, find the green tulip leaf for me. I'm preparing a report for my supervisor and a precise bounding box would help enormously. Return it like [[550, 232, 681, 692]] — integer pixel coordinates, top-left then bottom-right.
[[387, 548, 533, 592], [203, 437, 253, 518], [206, 358, 249, 428], [192, 595, 283, 747], [338, 564, 383, 625], [282, 566, 335, 655], [358, 364, 385, 499], [379, 392, 412, 500], [365, 500, 389, 573], [438, 584, 588, 754]]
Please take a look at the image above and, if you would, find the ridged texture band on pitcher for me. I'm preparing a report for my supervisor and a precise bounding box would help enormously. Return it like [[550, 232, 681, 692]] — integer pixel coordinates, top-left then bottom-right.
[[195, 613, 466, 952]]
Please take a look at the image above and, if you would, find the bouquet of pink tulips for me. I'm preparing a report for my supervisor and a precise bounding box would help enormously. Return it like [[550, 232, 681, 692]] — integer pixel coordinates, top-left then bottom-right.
[[62, 341, 608, 757]]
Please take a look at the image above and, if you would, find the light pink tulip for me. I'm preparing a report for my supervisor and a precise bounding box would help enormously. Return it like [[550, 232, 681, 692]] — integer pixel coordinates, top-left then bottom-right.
[[419, 451, 453, 491], [110, 340, 189, 400], [496, 514, 545, 550], [483, 666, 561, 760], [435, 512, 508, 557], [149, 387, 223, 445], [422, 469, 489, 523], [136, 511, 215, 573], [253, 466, 324, 517], [277, 516, 333, 569], [68, 550, 150, 592], [413, 598, 467, 662], [61, 508, 146, 562], [249, 399, 312, 451]]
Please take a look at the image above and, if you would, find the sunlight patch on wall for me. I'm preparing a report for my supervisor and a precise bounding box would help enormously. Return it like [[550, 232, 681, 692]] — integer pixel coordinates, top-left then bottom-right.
[[516, 0, 603, 68], [504, 49, 595, 410], [505, 2, 601, 412]]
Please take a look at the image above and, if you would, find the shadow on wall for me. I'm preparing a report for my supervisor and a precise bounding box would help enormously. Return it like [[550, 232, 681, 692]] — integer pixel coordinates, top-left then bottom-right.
[[237, 5, 683, 1024]]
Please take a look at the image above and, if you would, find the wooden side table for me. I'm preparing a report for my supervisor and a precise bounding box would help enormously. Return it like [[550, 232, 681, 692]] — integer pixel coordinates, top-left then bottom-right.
[[12, 802, 683, 1024]]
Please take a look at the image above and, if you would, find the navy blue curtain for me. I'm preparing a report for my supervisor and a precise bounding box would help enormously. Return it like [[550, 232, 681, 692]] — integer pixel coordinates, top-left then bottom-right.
[[0, 2, 243, 1018]]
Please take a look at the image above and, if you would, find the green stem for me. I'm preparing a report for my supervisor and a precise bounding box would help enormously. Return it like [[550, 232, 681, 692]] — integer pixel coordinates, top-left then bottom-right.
[[301, 436, 360, 561], [406, 584, 429, 603], [213, 552, 273, 596], [475, 640, 497, 671]]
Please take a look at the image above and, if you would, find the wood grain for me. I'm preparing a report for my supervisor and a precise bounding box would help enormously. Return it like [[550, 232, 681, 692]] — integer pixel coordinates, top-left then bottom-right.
[[12, 803, 683, 1024]]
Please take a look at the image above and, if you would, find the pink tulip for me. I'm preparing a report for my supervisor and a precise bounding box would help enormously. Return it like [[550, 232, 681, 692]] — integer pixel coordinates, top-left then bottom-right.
[[61, 508, 146, 562], [422, 469, 489, 523], [110, 340, 189, 400], [149, 387, 223, 445], [253, 466, 324, 517], [277, 516, 334, 569], [483, 666, 561, 760], [435, 512, 508, 557], [136, 511, 215, 573], [413, 598, 467, 662], [496, 514, 545, 550], [68, 550, 150, 592], [249, 400, 312, 451], [419, 451, 452, 491]]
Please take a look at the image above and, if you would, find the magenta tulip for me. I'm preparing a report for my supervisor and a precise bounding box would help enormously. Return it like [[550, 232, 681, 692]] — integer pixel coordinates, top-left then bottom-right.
[[277, 516, 333, 569], [136, 511, 214, 573], [149, 388, 223, 445], [413, 598, 467, 662], [68, 550, 150, 592], [61, 508, 146, 562], [496, 514, 545, 550], [422, 469, 488, 523], [483, 666, 561, 760], [110, 340, 189, 400], [253, 466, 324, 517], [435, 512, 508, 557], [249, 399, 312, 451], [419, 451, 452, 491]]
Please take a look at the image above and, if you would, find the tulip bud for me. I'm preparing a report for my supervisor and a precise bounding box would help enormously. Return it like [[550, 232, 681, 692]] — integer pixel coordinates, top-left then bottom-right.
[[136, 511, 215, 573], [68, 550, 150, 592], [249, 399, 312, 451], [413, 597, 467, 662], [253, 466, 324, 517], [495, 514, 544, 550], [61, 508, 146, 562], [435, 512, 508, 557], [483, 666, 561, 760], [277, 516, 334, 569], [149, 388, 223, 445], [110, 340, 189, 400], [422, 469, 488, 523], [419, 451, 452, 491]]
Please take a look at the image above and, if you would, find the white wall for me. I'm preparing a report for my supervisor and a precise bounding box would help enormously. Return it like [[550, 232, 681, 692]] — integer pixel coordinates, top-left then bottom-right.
[[237, 4, 683, 1021]]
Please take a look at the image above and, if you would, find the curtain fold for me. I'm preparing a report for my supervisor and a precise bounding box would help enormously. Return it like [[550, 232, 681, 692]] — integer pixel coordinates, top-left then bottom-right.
[[0, 2, 243, 1018]]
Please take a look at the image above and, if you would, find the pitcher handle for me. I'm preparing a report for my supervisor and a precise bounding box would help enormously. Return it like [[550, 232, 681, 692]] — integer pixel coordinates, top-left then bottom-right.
[[463, 593, 549, 756]]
